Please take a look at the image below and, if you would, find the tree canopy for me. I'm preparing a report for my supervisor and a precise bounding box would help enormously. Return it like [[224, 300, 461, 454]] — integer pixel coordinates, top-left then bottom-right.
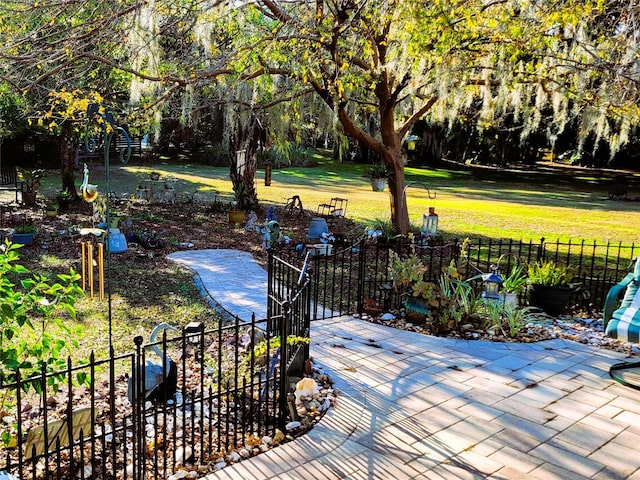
[[1, 0, 639, 232]]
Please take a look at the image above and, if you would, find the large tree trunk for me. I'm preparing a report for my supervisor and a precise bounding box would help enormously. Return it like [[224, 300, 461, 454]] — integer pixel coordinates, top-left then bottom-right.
[[229, 114, 261, 211], [59, 123, 79, 199], [338, 108, 411, 234], [382, 147, 409, 234]]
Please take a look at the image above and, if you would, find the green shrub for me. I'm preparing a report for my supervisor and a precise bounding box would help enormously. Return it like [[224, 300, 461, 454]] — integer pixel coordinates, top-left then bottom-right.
[[0, 242, 86, 444], [527, 260, 575, 287], [0, 244, 85, 384]]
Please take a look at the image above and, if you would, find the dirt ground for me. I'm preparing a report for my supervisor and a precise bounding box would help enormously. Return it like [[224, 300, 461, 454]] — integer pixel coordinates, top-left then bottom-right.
[[2, 197, 361, 274]]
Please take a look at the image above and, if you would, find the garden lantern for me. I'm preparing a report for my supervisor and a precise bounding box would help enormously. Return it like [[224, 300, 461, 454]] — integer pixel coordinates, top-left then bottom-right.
[[421, 207, 438, 237], [185, 321, 204, 361], [481, 272, 503, 300]]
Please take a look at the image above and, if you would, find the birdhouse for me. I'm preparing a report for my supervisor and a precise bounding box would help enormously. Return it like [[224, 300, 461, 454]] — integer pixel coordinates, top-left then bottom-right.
[[481, 272, 504, 300], [422, 207, 438, 236]]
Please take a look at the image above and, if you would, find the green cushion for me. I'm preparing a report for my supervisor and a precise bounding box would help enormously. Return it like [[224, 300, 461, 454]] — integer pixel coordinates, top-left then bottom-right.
[[606, 280, 640, 343]]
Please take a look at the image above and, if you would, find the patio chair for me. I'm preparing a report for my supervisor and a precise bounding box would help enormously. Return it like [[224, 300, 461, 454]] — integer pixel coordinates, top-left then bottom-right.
[[603, 256, 640, 389], [317, 197, 347, 217]]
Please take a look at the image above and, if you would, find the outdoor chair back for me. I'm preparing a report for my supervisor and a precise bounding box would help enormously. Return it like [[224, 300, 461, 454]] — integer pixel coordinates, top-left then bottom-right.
[[603, 256, 640, 343]]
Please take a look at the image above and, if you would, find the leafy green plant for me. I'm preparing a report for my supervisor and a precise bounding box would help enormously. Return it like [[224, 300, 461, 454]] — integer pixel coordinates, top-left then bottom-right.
[[501, 263, 528, 295], [481, 298, 504, 332], [485, 301, 537, 338], [435, 261, 482, 331], [366, 216, 395, 240], [527, 260, 575, 287], [45, 199, 59, 212], [55, 190, 74, 212], [388, 248, 427, 292], [0, 243, 84, 382], [232, 182, 252, 210], [367, 162, 388, 179], [13, 225, 38, 234], [16, 167, 45, 194], [56, 190, 74, 204], [0, 243, 86, 444], [502, 304, 537, 337]]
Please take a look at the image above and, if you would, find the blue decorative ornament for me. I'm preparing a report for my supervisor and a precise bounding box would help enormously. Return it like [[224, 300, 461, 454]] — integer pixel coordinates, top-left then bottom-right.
[[266, 205, 277, 221]]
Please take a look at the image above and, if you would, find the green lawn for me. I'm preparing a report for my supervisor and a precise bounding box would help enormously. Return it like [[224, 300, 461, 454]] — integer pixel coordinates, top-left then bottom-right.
[[42, 154, 639, 244]]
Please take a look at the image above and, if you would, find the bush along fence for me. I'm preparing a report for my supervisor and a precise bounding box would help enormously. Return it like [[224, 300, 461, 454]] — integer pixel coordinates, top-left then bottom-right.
[[0, 253, 311, 480], [289, 236, 640, 320]]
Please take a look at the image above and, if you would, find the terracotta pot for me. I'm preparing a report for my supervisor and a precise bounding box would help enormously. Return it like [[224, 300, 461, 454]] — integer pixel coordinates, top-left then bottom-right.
[[23, 191, 37, 206]]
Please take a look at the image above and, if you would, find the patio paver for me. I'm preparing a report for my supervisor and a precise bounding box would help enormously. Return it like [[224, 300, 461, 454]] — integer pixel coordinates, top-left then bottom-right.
[[168, 250, 640, 480]]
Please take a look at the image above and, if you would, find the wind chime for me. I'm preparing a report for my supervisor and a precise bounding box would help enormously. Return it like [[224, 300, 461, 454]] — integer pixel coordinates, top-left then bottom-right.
[[79, 163, 104, 299]]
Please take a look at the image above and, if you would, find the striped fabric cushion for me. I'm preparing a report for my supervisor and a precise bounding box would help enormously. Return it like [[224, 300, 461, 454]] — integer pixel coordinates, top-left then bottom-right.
[[606, 260, 640, 343]]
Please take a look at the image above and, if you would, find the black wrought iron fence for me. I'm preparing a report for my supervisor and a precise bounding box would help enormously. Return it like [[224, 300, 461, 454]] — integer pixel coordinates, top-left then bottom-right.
[[267, 251, 312, 425], [0, 252, 311, 479], [460, 237, 639, 308], [280, 237, 463, 319], [279, 236, 638, 319]]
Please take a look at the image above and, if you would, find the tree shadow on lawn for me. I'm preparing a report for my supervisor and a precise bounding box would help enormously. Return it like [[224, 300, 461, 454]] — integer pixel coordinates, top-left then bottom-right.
[[111, 159, 636, 217], [405, 163, 633, 212]]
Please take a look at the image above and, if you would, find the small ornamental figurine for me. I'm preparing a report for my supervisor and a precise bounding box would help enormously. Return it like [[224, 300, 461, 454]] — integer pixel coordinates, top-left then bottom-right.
[[260, 220, 280, 249], [266, 205, 277, 221], [80, 163, 99, 202], [245, 211, 258, 231], [319, 232, 335, 244]]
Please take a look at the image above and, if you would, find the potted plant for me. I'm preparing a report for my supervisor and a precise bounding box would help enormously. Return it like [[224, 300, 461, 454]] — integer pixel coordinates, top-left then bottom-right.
[[388, 245, 435, 317], [11, 224, 38, 245], [16, 167, 45, 206], [366, 217, 397, 245], [44, 200, 59, 217], [500, 262, 528, 306], [527, 260, 576, 315], [55, 190, 74, 212], [228, 183, 249, 224], [367, 163, 388, 192]]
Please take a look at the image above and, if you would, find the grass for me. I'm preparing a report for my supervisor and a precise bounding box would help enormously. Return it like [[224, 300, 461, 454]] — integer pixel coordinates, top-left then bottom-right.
[[60, 154, 640, 244], [21, 248, 215, 360]]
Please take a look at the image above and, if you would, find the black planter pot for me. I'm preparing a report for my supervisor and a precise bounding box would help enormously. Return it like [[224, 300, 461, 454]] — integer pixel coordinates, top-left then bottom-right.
[[529, 284, 573, 315]]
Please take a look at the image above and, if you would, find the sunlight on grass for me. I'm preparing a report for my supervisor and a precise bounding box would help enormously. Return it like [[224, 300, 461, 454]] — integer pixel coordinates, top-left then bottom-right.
[[40, 156, 640, 244], [37, 254, 75, 270]]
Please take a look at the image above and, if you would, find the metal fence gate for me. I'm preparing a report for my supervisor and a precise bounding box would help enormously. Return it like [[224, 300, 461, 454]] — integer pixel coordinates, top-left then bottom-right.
[[267, 250, 312, 423]]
